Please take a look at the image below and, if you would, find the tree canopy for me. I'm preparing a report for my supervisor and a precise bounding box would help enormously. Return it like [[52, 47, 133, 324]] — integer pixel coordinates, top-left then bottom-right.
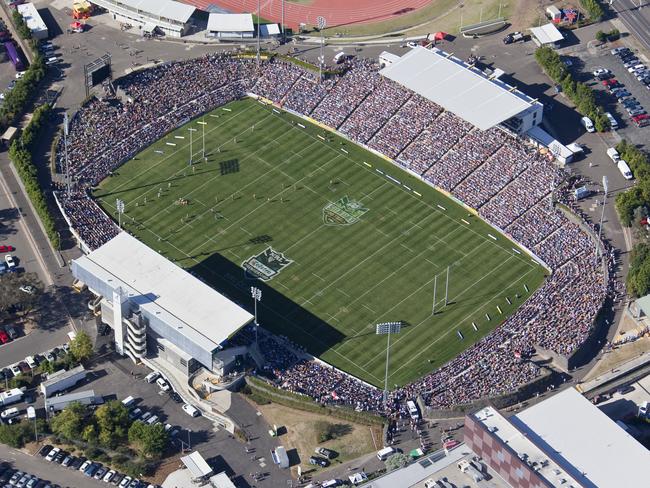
[[69, 330, 94, 362]]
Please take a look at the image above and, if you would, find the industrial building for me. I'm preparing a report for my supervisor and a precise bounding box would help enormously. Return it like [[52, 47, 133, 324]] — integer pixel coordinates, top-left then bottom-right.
[[16, 3, 48, 40], [465, 387, 650, 488], [89, 0, 195, 37], [380, 46, 544, 135], [206, 13, 254, 39], [72, 232, 254, 378]]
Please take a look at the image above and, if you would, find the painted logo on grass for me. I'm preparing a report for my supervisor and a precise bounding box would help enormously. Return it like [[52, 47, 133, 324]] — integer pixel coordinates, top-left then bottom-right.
[[323, 196, 368, 226], [243, 247, 293, 281]]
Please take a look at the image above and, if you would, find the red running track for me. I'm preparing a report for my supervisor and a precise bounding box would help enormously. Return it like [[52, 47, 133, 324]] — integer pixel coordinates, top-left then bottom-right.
[[184, 0, 434, 29]]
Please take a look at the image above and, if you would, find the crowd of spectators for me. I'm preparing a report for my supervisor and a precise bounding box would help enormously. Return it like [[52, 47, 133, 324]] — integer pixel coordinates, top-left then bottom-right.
[[56, 54, 613, 415]]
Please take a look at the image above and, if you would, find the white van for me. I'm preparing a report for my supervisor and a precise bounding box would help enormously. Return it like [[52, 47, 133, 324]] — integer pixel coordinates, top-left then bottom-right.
[[618, 160, 633, 180], [1, 407, 20, 420], [26, 406, 36, 420], [581, 116, 595, 132], [144, 371, 160, 383], [607, 147, 620, 162], [377, 446, 396, 461], [182, 403, 200, 417], [333, 52, 346, 64], [604, 112, 618, 130], [406, 400, 420, 420], [121, 396, 136, 408]]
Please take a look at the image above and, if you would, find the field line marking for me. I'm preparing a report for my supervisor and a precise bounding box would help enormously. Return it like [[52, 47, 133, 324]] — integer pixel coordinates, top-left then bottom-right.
[[388, 267, 538, 378], [359, 253, 516, 370]]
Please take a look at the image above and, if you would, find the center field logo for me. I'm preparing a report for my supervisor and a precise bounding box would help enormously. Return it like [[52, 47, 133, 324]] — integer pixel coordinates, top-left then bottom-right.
[[242, 247, 293, 281], [323, 196, 368, 226]]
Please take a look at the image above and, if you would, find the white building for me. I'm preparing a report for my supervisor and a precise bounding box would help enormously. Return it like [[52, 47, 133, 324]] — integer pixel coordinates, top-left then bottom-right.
[[207, 13, 254, 39], [89, 0, 195, 37], [530, 23, 564, 48], [72, 232, 254, 378], [259, 23, 280, 38], [380, 46, 544, 135], [16, 3, 48, 40]]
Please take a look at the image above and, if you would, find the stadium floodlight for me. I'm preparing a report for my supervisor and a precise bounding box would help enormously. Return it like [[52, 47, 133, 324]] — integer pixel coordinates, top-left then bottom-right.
[[317, 16, 326, 81], [596, 175, 608, 263], [251, 286, 262, 346], [116, 198, 125, 228], [376, 321, 401, 406]]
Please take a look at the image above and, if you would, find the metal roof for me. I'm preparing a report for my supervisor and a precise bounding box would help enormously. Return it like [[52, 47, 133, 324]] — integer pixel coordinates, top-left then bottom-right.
[[512, 388, 650, 488], [181, 451, 213, 478], [530, 23, 564, 45], [45, 389, 97, 408], [16, 3, 47, 34], [41, 365, 86, 389], [209, 472, 236, 488], [207, 13, 254, 32], [379, 47, 535, 130], [121, 0, 195, 24], [73, 232, 253, 353]]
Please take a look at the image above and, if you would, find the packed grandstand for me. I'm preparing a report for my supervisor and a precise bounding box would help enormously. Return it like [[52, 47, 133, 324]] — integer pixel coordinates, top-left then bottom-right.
[[55, 53, 621, 415]]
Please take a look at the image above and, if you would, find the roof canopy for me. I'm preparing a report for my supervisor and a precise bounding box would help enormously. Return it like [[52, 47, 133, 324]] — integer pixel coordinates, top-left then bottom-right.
[[512, 388, 650, 488], [207, 13, 254, 32], [380, 47, 534, 131], [73, 232, 253, 353], [122, 0, 195, 24], [530, 23, 564, 44], [181, 451, 213, 478]]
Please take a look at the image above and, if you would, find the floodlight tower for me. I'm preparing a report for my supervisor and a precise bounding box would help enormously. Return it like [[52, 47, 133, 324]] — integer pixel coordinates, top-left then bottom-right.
[[251, 286, 262, 346], [596, 175, 608, 263], [376, 321, 401, 407], [317, 16, 326, 82]]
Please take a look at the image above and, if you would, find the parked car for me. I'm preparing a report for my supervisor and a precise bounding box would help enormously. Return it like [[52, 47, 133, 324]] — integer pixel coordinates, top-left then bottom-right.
[[54, 450, 67, 464], [61, 455, 74, 467], [156, 377, 170, 392], [592, 68, 610, 77], [316, 447, 337, 459], [45, 447, 60, 462], [182, 403, 200, 417], [144, 371, 160, 383], [79, 460, 92, 472], [93, 466, 107, 480], [4, 254, 16, 269], [119, 476, 133, 488], [70, 456, 86, 470], [19, 285, 36, 295], [37, 445, 52, 457], [129, 407, 143, 420], [103, 470, 116, 483], [112, 473, 125, 485], [139, 411, 153, 422], [0, 245, 14, 252], [611, 47, 629, 55], [0, 329, 9, 344]]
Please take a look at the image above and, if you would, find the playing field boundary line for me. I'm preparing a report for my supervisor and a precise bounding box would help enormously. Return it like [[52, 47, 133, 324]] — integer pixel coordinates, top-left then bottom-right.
[[388, 266, 538, 378], [263, 107, 538, 271], [360, 254, 517, 370]]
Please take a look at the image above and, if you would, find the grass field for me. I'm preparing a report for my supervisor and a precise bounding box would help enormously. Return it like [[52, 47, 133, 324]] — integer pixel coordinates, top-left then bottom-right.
[[94, 98, 547, 388]]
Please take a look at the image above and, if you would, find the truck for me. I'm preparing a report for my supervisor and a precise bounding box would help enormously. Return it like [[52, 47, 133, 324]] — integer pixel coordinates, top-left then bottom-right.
[[272, 446, 290, 469], [406, 400, 420, 420], [40, 365, 87, 396], [0, 388, 23, 406]]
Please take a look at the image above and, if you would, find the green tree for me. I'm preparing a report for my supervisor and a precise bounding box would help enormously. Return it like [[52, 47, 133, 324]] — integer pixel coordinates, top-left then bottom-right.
[[615, 187, 643, 227], [385, 453, 409, 471], [608, 29, 620, 40], [595, 30, 607, 42], [69, 331, 94, 362], [626, 244, 650, 297], [50, 402, 88, 440], [128, 422, 169, 458], [95, 401, 131, 448]]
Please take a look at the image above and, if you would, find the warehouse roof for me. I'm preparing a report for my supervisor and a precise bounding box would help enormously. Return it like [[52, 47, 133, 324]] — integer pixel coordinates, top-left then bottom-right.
[[511, 387, 650, 488], [181, 451, 213, 479], [207, 13, 254, 33], [379, 46, 536, 130], [16, 3, 47, 35], [74, 232, 253, 353]]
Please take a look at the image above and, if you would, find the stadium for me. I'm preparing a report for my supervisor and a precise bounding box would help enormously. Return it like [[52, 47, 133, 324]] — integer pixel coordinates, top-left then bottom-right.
[[58, 49, 612, 414]]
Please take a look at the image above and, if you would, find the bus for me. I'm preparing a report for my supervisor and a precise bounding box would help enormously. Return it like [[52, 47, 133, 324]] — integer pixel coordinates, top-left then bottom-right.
[[4, 42, 24, 71], [407, 400, 420, 420]]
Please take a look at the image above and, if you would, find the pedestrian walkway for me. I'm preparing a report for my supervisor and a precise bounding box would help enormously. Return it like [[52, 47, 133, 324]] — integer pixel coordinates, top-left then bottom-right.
[[578, 350, 650, 393]]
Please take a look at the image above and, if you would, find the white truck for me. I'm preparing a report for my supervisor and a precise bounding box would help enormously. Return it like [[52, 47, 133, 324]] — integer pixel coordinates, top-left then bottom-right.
[[40, 365, 87, 396], [0, 388, 24, 406], [272, 446, 290, 469]]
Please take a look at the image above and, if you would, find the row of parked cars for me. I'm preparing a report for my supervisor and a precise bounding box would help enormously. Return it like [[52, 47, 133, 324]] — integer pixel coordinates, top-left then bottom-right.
[[0, 463, 61, 488], [37, 445, 159, 488], [0, 343, 69, 382], [606, 48, 650, 128]]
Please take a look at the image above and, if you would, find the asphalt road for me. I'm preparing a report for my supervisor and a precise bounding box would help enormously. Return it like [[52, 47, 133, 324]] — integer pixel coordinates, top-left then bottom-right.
[[613, 0, 650, 51]]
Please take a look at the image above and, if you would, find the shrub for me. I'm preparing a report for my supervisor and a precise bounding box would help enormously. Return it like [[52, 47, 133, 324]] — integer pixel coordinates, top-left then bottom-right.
[[579, 0, 604, 21], [595, 30, 607, 42]]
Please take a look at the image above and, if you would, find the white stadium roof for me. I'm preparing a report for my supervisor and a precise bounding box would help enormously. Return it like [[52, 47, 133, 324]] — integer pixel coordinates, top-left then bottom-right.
[[122, 0, 195, 24], [511, 388, 650, 488], [530, 23, 564, 45], [75, 232, 253, 352], [207, 13, 254, 33], [380, 46, 536, 130]]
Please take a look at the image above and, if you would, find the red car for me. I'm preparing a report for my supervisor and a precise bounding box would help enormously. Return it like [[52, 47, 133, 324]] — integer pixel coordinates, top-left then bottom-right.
[[0, 330, 9, 344], [0, 245, 14, 253], [602, 78, 618, 86], [633, 114, 650, 122]]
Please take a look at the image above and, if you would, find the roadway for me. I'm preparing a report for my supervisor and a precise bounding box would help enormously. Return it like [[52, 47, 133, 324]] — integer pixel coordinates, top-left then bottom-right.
[[613, 0, 650, 50]]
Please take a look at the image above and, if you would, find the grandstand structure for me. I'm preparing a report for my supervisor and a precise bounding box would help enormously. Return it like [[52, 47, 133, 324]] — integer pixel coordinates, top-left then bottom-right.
[[53, 53, 613, 414]]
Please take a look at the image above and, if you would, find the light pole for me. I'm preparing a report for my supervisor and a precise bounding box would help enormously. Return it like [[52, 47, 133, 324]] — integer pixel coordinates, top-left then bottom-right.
[[376, 322, 401, 407], [256, 0, 261, 68], [251, 286, 262, 346], [197, 120, 207, 160], [596, 175, 608, 263], [116, 198, 125, 229], [316, 16, 326, 82]]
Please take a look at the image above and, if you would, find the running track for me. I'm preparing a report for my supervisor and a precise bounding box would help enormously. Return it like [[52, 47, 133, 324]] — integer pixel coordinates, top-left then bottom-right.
[[182, 0, 434, 29]]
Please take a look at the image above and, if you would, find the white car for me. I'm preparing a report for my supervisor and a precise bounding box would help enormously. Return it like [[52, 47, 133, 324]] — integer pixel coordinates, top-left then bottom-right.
[[5, 254, 16, 269], [103, 470, 116, 482], [15, 71, 25, 79], [119, 476, 132, 488], [592, 68, 610, 77], [406, 41, 418, 49], [156, 377, 170, 391], [182, 403, 200, 417], [45, 447, 60, 462], [144, 371, 160, 383]]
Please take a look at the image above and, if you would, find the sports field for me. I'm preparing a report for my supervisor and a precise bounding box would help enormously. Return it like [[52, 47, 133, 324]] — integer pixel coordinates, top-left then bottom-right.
[[94, 98, 546, 388]]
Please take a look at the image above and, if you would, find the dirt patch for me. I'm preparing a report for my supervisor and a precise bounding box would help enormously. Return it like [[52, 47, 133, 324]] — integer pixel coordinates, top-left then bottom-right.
[[255, 402, 382, 474], [584, 336, 650, 381], [150, 455, 185, 485]]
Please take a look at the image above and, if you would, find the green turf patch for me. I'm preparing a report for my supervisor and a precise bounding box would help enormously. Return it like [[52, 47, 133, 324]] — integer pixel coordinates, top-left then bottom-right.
[[94, 98, 546, 388]]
